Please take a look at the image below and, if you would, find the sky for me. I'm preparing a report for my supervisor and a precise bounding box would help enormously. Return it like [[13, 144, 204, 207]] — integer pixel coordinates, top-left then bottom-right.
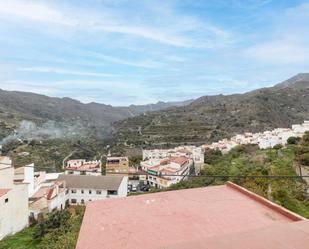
[[0, 0, 309, 106]]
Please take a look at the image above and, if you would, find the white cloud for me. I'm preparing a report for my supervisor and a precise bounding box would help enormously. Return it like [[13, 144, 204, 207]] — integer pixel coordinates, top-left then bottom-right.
[[18, 67, 116, 77], [0, 80, 58, 95], [243, 40, 309, 64], [87, 52, 164, 68], [0, 1, 77, 26], [0, 0, 231, 48], [242, 3, 309, 65]]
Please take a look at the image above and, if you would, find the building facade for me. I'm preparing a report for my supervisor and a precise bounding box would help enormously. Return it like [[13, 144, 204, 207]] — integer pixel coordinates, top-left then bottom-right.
[[58, 174, 128, 205], [106, 157, 129, 176], [141, 156, 192, 188], [0, 157, 29, 240], [65, 159, 101, 176]]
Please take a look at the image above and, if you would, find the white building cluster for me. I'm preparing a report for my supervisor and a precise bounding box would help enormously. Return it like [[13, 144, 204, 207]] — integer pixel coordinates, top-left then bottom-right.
[[0, 156, 128, 240], [203, 121, 309, 153], [140, 146, 205, 188]]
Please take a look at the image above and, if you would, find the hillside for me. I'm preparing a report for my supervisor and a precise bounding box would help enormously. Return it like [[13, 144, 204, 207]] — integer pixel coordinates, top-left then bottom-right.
[[112, 74, 309, 148], [0, 90, 191, 169], [0, 89, 191, 128]]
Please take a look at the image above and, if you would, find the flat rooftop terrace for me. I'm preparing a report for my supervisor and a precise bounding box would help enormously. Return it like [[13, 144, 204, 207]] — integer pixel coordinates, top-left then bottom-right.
[[76, 182, 306, 249]]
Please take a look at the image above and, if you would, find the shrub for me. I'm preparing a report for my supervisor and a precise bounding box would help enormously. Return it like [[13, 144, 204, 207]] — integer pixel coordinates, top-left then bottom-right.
[[273, 144, 283, 150], [204, 149, 222, 164], [299, 153, 309, 166], [287, 136, 301, 145], [33, 210, 70, 239]]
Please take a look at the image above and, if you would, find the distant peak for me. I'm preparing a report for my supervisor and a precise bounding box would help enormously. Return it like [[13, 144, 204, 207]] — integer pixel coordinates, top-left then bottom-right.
[[274, 73, 309, 89]]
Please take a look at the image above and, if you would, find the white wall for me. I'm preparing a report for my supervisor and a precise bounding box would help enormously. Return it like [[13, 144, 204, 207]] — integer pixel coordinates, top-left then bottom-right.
[[0, 183, 28, 240], [0, 159, 14, 188], [65, 170, 101, 176], [48, 191, 66, 212], [23, 164, 35, 197]]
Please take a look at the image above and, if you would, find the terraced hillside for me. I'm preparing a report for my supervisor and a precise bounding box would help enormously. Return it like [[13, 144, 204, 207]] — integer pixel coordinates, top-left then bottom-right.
[[113, 74, 309, 148]]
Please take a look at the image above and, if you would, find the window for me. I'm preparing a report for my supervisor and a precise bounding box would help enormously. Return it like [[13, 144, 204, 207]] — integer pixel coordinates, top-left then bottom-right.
[[107, 190, 118, 195], [5, 198, 8, 203], [96, 190, 102, 195], [81, 199, 85, 204], [71, 189, 77, 194], [89, 199, 92, 202], [71, 199, 77, 204], [89, 190, 92, 194], [81, 190, 84, 194]]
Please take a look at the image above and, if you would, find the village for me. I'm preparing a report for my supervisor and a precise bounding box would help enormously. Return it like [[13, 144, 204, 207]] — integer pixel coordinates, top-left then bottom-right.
[[1, 120, 309, 243]]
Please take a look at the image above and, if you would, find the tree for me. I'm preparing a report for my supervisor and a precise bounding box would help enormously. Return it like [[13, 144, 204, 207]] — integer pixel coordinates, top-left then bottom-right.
[[33, 210, 70, 239], [129, 155, 143, 167], [204, 149, 222, 164], [287, 136, 301, 145]]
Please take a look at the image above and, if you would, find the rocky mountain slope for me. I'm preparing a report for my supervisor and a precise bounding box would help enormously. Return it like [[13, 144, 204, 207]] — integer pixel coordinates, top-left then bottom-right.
[[112, 74, 309, 147]]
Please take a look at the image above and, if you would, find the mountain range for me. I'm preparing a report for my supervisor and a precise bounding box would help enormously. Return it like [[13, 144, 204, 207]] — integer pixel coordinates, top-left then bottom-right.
[[0, 73, 308, 148], [0, 89, 192, 128]]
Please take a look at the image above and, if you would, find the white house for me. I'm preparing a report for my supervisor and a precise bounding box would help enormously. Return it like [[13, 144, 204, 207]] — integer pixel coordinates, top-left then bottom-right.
[[29, 180, 67, 220], [57, 174, 128, 205], [65, 159, 101, 176], [292, 121, 309, 135], [0, 157, 29, 240]]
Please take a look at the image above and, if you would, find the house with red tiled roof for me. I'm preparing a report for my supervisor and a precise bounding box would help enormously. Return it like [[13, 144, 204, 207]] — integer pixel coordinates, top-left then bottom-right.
[[0, 157, 29, 240], [76, 182, 308, 249], [65, 159, 102, 176], [141, 156, 192, 188]]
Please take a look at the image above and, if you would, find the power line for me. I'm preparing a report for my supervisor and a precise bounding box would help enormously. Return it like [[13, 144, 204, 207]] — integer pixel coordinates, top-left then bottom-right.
[[2, 160, 309, 179], [106, 171, 309, 178]]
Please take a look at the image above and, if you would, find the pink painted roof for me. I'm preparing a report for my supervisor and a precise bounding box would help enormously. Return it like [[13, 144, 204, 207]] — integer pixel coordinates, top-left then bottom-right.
[[168, 220, 309, 249], [76, 183, 305, 249], [169, 156, 188, 165], [0, 188, 10, 198]]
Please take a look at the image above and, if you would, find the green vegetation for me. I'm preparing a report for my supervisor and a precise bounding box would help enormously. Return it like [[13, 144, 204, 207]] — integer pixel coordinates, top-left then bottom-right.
[[0, 227, 40, 249], [2, 137, 107, 172], [295, 132, 309, 166], [287, 136, 301, 145], [0, 207, 85, 249], [129, 155, 143, 167]]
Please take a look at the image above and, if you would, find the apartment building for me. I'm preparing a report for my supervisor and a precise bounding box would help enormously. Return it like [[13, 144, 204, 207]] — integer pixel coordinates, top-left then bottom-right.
[[0, 157, 29, 240], [58, 174, 128, 205], [142, 156, 192, 188], [106, 157, 129, 176], [65, 159, 101, 176]]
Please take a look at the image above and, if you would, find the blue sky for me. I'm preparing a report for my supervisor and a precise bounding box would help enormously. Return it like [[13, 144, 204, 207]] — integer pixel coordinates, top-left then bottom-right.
[[0, 0, 309, 106]]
